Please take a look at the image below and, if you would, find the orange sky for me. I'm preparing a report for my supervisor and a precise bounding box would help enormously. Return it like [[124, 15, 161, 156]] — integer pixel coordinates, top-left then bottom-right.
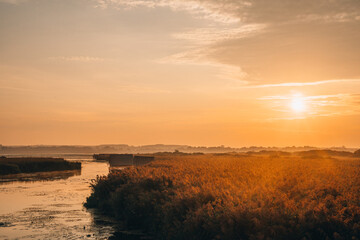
[[0, 0, 360, 147]]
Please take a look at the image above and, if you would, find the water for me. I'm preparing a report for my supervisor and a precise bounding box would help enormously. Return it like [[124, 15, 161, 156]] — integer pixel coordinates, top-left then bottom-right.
[[0, 156, 118, 239]]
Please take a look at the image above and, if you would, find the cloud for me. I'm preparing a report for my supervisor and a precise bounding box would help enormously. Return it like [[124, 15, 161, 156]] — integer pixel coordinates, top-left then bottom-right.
[[172, 24, 265, 45], [96, 0, 360, 24], [233, 0, 359, 24], [156, 49, 248, 82], [102, 0, 360, 84], [48, 56, 105, 62], [210, 21, 360, 84], [0, 0, 27, 4], [11, 0, 360, 85], [243, 79, 360, 88], [199, 1, 360, 84], [260, 93, 349, 102], [0, 86, 36, 92], [115, 84, 171, 94], [94, 0, 241, 23]]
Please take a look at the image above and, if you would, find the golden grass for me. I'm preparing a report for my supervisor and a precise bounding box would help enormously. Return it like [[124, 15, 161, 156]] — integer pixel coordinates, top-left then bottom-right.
[[86, 152, 360, 239]]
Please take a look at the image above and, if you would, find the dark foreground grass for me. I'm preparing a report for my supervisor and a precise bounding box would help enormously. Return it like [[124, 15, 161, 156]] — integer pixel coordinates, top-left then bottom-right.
[[0, 157, 81, 175], [85, 152, 360, 240]]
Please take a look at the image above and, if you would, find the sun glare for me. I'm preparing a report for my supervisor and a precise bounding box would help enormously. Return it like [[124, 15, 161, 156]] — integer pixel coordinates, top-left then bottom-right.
[[290, 94, 306, 113]]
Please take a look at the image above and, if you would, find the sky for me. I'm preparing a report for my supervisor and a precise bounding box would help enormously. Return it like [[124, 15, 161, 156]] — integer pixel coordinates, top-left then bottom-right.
[[0, 0, 359, 147]]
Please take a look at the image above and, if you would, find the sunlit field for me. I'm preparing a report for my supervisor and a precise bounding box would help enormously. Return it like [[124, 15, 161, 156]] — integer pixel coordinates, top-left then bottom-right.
[[85, 151, 360, 239]]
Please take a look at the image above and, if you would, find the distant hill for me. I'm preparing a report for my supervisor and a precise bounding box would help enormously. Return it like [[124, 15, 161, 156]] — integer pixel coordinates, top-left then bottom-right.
[[0, 144, 358, 155]]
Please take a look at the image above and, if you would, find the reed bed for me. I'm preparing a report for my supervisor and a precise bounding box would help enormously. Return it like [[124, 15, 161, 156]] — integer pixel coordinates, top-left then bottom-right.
[[85, 152, 360, 240]]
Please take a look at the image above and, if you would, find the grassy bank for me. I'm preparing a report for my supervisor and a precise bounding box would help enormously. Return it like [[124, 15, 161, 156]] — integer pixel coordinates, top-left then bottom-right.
[[85, 152, 360, 240], [0, 157, 81, 175]]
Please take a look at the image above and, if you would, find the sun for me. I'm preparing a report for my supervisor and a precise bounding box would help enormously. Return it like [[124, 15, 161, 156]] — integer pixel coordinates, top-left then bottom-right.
[[290, 93, 306, 113]]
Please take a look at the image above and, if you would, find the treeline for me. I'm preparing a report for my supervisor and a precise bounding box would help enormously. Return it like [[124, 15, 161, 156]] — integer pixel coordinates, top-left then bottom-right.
[[1, 144, 357, 155], [85, 153, 360, 240]]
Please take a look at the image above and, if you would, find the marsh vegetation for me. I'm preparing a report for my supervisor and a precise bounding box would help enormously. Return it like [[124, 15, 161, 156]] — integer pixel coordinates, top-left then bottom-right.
[[86, 151, 360, 240], [0, 157, 81, 176]]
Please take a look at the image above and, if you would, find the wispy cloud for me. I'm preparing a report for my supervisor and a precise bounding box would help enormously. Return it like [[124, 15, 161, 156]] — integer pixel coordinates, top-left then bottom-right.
[[94, 1, 253, 83], [156, 49, 247, 82], [115, 84, 171, 94], [48, 56, 105, 62], [94, 0, 241, 23], [96, 0, 360, 25], [0, 86, 36, 92], [113, 0, 360, 85], [260, 93, 349, 102], [156, 19, 262, 82], [0, 0, 27, 4], [243, 79, 360, 88], [172, 24, 265, 45]]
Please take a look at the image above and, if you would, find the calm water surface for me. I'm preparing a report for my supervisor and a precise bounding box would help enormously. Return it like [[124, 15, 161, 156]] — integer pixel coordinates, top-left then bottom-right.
[[0, 157, 118, 239]]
